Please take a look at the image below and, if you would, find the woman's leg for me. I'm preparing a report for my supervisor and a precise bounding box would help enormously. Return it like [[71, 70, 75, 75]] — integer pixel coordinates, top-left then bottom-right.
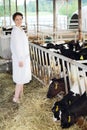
[[13, 84, 23, 103], [20, 85, 24, 100]]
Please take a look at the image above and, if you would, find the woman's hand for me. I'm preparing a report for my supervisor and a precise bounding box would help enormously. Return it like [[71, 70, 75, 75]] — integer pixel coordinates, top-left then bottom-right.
[[19, 61, 24, 67]]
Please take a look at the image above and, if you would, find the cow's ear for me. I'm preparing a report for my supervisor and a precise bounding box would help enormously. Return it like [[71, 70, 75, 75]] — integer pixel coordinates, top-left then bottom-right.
[[68, 115, 71, 123]]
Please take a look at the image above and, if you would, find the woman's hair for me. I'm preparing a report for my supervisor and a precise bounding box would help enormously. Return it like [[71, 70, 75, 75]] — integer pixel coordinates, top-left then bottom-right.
[[12, 12, 23, 21]]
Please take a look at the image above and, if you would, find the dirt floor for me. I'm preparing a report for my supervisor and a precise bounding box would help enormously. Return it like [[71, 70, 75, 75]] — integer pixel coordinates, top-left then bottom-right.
[[0, 72, 86, 130]]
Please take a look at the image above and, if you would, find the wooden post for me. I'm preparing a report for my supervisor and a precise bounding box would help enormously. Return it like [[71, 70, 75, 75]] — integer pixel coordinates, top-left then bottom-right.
[[53, 0, 57, 43], [16, 0, 18, 12], [24, 0, 27, 25], [36, 0, 39, 38], [3, 0, 6, 27], [78, 0, 82, 41], [9, 0, 11, 26], [24, 0, 28, 33]]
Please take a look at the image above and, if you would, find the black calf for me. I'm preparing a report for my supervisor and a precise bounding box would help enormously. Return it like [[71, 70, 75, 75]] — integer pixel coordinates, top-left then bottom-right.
[[52, 91, 80, 121], [61, 92, 87, 128]]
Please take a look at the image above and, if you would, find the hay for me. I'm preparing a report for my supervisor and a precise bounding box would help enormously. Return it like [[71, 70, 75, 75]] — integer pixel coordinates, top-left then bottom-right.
[[0, 73, 82, 130]]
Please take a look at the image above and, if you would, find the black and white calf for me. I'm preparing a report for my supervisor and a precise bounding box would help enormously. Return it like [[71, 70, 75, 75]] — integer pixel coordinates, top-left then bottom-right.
[[42, 40, 85, 60], [51, 91, 80, 121]]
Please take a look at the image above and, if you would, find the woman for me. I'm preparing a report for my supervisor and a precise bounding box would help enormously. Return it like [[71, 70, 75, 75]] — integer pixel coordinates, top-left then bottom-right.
[[10, 12, 32, 103]]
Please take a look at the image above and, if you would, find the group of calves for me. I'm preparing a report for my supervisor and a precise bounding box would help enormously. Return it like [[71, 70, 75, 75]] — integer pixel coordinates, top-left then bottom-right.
[[41, 39, 87, 60], [46, 77, 87, 129]]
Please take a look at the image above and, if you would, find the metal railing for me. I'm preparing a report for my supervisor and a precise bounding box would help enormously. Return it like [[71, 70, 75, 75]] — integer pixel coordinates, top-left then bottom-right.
[[28, 24, 87, 43], [29, 42, 87, 95], [28, 24, 79, 42]]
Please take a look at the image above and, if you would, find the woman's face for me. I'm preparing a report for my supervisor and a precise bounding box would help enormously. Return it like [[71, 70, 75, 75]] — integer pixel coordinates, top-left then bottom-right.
[[14, 15, 23, 27]]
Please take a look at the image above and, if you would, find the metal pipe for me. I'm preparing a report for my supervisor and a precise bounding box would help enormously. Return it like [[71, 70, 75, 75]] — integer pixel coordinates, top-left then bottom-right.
[[24, 0, 27, 25], [78, 0, 82, 41], [36, 0, 39, 35], [9, 0, 11, 26], [3, 0, 6, 27], [16, 0, 18, 11], [53, 0, 57, 42]]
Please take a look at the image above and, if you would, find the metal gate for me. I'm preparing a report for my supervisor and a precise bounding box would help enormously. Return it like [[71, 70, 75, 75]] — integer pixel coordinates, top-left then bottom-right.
[[29, 42, 87, 95]]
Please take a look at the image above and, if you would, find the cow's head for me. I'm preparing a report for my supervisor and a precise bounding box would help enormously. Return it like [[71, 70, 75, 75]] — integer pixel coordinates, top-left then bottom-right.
[[52, 101, 61, 120], [51, 100, 67, 121], [47, 78, 65, 98], [61, 111, 75, 128]]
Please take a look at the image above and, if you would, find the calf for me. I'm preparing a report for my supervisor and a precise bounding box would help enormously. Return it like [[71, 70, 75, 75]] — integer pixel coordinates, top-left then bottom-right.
[[52, 91, 80, 121], [46, 77, 68, 98], [66, 40, 83, 51], [51, 77, 86, 121], [59, 46, 80, 60], [60, 92, 87, 128]]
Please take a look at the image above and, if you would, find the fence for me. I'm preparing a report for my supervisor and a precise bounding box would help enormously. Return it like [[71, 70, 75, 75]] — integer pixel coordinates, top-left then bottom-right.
[[28, 24, 79, 43], [29, 42, 87, 95], [28, 24, 87, 43]]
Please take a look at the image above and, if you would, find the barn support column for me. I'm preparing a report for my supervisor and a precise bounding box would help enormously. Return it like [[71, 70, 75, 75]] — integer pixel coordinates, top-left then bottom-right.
[[16, 0, 18, 12], [36, 0, 39, 37], [78, 0, 82, 41], [3, 0, 6, 27], [24, 0, 28, 32], [9, 0, 11, 26], [24, 0, 27, 25], [53, 0, 57, 43]]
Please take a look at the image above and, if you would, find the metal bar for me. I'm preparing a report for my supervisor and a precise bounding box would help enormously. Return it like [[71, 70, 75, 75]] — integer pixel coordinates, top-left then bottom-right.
[[78, 0, 82, 41], [9, 0, 11, 25], [3, 0, 6, 26], [36, 0, 39, 35], [53, 0, 57, 42], [62, 59, 68, 94], [16, 0, 18, 11], [67, 62, 72, 88], [24, 0, 27, 32]]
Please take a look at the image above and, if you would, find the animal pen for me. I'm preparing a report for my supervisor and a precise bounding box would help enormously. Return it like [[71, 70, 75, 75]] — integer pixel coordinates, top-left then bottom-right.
[[29, 41, 87, 95]]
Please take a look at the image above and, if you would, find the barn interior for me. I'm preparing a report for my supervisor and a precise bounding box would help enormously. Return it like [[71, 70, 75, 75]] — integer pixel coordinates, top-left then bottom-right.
[[0, 0, 87, 130]]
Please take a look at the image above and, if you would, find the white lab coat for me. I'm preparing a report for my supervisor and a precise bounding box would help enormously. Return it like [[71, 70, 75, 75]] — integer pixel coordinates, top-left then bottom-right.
[[10, 26, 32, 84]]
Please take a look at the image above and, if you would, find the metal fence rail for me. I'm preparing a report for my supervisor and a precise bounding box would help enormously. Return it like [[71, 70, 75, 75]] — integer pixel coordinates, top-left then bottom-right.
[[29, 42, 87, 95], [28, 24, 78, 42], [28, 24, 87, 43]]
